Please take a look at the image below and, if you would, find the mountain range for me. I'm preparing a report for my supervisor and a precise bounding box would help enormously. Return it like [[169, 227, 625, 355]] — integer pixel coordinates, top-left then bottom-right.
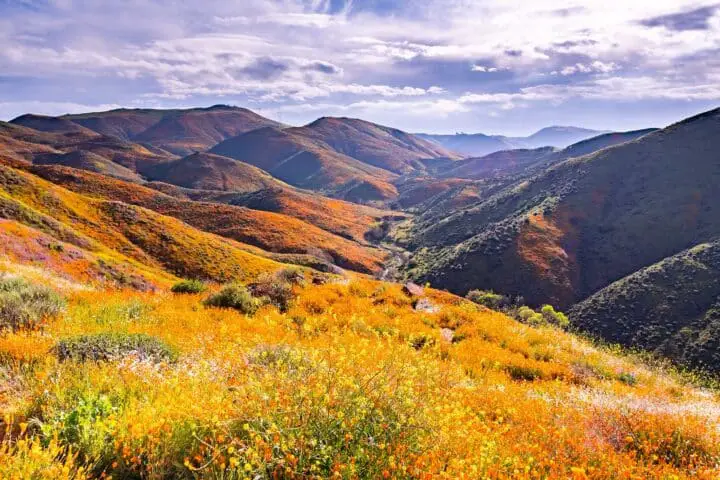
[[3, 103, 720, 376], [418, 125, 610, 157]]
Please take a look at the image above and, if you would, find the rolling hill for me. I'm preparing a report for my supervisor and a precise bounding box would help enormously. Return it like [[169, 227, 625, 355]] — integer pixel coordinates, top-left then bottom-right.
[[403, 107, 720, 370], [63, 105, 283, 155], [26, 165, 388, 273], [210, 126, 400, 202], [143, 152, 282, 192]]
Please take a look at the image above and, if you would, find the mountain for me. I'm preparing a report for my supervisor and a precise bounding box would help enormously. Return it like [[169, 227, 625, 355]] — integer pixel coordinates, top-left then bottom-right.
[[296, 117, 461, 174], [419, 126, 609, 157], [143, 152, 281, 192], [524, 126, 610, 148], [402, 108, 720, 370], [63, 105, 283, 156], [210, 126, 400, 203], [210, 117, 460, 203], [2, 148, 720, 480]]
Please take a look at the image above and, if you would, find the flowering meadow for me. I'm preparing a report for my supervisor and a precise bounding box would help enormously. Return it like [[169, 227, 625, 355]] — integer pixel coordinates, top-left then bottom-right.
[[1, 261, 719, 479]]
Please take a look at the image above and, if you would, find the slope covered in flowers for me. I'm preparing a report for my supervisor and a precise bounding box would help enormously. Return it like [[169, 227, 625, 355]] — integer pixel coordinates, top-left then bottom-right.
[[1, 264, 719, 479]]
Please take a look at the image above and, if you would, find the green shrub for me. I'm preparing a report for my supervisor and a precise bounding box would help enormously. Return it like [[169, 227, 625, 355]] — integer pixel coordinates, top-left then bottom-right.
[[514, 304, 570, 328], [506, 364, 543, 381], [466, 289, 509, 310], [171, 279, 207, 294], [203, 284, 262, 315], [0, 276, 65, 331], [617, 371, 638, 386], [55, 333, 178, 363], [540, 304, 570, 328], [517, 306, 544, 326]]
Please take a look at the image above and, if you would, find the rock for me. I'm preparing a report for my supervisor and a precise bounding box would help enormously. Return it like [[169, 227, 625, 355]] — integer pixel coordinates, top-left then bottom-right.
[[414, 298, 439, 313], [403, 282, 424, 297], [440, 328, 454, 343]]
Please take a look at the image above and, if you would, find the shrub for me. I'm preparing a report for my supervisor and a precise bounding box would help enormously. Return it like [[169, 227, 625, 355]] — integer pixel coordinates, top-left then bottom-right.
[[203, 284, 262, 315], [540, 304, 570, 328], [617, 371, 638, 386], [276, 267, 306, 286], [170, 279, 207, 294], [0, 276, 65, 331], [517, 306, 544, 326], [248, 273, 295, 312], [55, 333, 178, 363], [514, 305, 570, 328], [466, 289, 509, 310], [506, 364, 543, 381]]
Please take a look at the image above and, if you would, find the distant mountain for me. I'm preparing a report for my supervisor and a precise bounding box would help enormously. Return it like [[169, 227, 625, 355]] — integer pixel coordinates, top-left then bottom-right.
[[210, 126, 400, 203], [523, 126, 610, 148], [298, 117, 461, 174], [62, 105, 283, 156], [419, 126, 610, 157], [402, 108, 720, 371]]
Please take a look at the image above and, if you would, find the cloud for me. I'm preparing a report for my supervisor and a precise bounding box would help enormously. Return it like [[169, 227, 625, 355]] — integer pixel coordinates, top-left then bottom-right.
[[0, 0, 719, 130], [640, 5, 720, 31]]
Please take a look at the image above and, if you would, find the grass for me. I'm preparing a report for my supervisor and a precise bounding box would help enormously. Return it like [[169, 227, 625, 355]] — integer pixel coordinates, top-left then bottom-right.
[[0, 273, 719, 479]]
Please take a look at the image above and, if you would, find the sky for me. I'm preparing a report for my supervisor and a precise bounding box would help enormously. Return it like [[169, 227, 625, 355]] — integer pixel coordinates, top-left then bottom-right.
[[0, 0, 719, 135]]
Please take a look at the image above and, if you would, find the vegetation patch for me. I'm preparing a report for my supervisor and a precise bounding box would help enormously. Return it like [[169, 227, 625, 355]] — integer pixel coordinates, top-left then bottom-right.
[[54, 332, 177, 363], [203, 283, 263, 315], [170, 279, 207, 294], [0, 276, 65, 331]]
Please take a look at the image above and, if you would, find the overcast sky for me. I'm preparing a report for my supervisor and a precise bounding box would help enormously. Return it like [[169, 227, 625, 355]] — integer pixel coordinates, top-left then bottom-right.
[[1, 0, 719, 135]]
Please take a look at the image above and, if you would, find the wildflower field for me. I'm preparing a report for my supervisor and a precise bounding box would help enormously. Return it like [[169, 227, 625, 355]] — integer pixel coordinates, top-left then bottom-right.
[[1, 261, 719, 480]]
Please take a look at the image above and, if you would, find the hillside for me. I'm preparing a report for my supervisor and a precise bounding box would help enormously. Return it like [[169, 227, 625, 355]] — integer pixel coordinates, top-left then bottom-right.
[[404, 111, 720, 306], [143, 152, 282, 192], [2, 217, 720, 478], [570, 240, 720, 373], [189, 187, 399, 244], [210, 127, 400, 202], [296, 117, 461, 174], [64, 105, 282, 156], [403, 108, 720, 368], [27, 165, 388, 273], [0, 163, 285, 284]]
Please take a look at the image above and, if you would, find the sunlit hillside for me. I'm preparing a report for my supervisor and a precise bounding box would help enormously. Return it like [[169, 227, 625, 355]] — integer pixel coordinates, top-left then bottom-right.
[[2, 257, 720, 479]]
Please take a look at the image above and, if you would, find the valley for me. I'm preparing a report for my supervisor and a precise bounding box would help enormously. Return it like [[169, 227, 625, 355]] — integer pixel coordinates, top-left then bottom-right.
[[1, 103, 720, 479]]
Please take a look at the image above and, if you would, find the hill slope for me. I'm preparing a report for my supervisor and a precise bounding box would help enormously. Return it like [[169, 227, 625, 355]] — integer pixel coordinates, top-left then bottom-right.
[[570, 239, 720, 372], [407, 108, 720, 309], [210, 127, 400, 202], [64, 105, 282, 155], [28, 165, 388, 273]]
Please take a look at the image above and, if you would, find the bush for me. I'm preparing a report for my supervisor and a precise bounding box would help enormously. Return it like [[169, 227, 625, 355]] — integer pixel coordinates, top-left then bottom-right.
[[55, 332, 178, 363], [0, 276, 65, 331], [540, 304, 570, 328], [514, 305, 570, 328], [203, 284, 262, 315], [248, 273, 295, 312], [170, 279, 207, 294], [466, 289, 509, 310], [276, 267, 306, 286], [517, 306, 544, 326]]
